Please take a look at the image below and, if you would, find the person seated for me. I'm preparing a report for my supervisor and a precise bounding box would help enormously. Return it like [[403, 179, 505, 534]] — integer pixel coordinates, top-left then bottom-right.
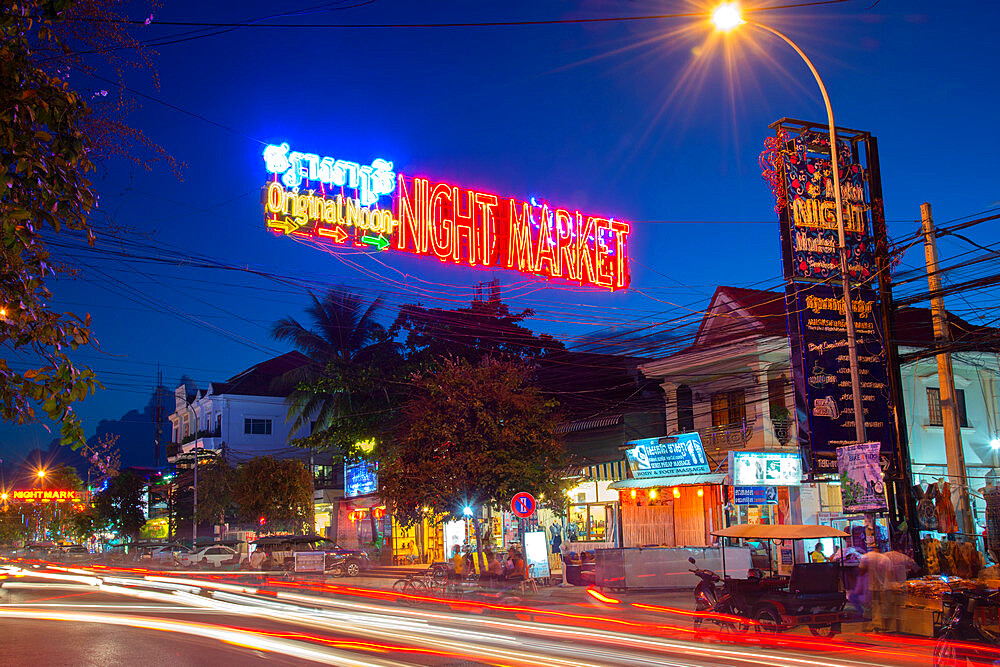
[[482, 550, 503, 587], [505, 547, 526, 581], [810, 542, 827, 563], [403, 541, 419, 565]]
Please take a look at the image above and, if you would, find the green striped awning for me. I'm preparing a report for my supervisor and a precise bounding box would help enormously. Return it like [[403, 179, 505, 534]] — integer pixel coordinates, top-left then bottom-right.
[[586, 460, 626, 482]]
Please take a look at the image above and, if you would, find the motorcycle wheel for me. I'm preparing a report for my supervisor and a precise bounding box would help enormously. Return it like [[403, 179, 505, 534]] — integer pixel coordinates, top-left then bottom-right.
[[932, 630, 957, 667]]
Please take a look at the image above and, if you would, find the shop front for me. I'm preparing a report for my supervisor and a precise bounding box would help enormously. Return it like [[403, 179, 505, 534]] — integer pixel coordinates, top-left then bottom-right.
[[597, 433, 735, 590], [564, 472, 621, 550]]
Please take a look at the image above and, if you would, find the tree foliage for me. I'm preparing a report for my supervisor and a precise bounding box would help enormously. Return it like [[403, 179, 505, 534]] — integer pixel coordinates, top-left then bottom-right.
[[1, 1, 104, 447], [1, 0, 177, 449], [93, 470, 145, 540], [392, 294, 564, 367], [0, 506, 29, 544], [194, 457, 234, 525], [272, 288, 401, 455], [231, 457, 313, 532], [380, 357, 568, 527], [22, 465, 87, 541]]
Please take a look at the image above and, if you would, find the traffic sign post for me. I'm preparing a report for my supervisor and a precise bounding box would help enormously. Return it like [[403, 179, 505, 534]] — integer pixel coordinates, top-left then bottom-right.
[[511, 492, 536, 518]]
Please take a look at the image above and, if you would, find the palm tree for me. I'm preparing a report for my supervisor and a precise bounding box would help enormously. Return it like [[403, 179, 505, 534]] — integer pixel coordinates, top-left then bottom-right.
[[271, 288, 394, 438]]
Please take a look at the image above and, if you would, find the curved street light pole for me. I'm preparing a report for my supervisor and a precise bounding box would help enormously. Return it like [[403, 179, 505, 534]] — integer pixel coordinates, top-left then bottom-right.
[[747, 20, 867, 447]]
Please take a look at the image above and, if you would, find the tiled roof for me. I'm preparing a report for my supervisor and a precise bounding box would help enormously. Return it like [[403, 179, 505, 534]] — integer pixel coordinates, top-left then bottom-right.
[[685, 285, 998, 353], [210, 351, 312, 397]]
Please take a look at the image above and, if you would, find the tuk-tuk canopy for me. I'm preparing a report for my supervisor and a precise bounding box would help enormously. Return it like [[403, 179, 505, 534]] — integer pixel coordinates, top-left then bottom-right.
[[712, 524, 849, 540]]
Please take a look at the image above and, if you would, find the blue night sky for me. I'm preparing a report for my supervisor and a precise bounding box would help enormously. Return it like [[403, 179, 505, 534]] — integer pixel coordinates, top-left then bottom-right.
[[3, 0, 998, 470]]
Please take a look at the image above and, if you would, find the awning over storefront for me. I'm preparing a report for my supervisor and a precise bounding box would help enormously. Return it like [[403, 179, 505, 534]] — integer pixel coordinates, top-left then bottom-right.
[[608, 472, 726, 489], [586, 460, 626, 481]]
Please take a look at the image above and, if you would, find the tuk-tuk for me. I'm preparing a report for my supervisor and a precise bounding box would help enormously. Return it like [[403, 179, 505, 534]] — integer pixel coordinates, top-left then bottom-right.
[[693, 523, 856, 637]]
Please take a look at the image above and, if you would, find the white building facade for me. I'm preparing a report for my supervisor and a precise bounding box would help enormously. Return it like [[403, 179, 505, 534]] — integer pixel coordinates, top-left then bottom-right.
[[639, 286, 1000, 531], [167, 351, 314, 465]]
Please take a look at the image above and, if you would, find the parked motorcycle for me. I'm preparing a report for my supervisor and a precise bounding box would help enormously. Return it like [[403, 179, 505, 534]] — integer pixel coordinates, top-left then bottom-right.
[[689, 556, 749, 633], [934, 586, 1000, 666]]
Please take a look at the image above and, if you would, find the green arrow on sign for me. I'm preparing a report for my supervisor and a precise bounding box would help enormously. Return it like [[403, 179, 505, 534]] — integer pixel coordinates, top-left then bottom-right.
[[361, 235, 390, 251]]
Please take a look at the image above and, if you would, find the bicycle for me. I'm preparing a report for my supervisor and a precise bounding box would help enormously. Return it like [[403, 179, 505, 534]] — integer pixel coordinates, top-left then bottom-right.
[[392, 567, 448, 598]]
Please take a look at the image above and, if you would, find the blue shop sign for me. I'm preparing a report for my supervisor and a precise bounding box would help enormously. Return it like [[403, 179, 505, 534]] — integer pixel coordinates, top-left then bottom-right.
[[345, 460, 378, 498], [624, 432, 710, 478], [733, 486, 778, 505]]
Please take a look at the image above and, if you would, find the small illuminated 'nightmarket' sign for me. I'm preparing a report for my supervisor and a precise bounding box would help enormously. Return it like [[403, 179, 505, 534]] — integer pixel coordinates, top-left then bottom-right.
[[262, 143, 631, 290], [10, 489, 87, 503]]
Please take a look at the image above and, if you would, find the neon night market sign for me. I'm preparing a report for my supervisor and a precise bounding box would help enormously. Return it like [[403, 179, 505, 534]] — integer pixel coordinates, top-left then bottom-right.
[[262, 143, 631, 290]]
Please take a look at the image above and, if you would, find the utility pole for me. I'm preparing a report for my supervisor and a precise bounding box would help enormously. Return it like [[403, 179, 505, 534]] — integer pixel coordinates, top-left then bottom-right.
[[921, 202, 974, 535], [192, 441, 199, 545], [153, 367, 163, 468]]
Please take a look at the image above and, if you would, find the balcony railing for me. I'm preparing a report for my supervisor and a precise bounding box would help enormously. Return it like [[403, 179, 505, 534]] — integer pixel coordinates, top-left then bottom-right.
[[700, 419, 756, 450], [772, 418, 794, 446], [179, 428, 222, 445]]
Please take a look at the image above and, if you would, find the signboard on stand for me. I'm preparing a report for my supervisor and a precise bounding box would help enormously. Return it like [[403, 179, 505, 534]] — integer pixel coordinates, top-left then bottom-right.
[[624, 433, 710, 478], [294, 551, 326, 573], [523, 531, 550, 579], [836, 442, 888, 512]]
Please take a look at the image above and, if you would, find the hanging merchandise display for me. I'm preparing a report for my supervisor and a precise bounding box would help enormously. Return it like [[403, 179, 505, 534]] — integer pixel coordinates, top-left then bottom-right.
[[985, 486, 1000, 562], [915, 483, 939, 532], [937, 482, 959, 535]]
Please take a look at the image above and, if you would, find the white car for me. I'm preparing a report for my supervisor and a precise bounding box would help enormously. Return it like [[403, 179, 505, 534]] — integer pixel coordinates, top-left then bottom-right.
[[150, 545, 192, 563], [177, 545, 238, 569]]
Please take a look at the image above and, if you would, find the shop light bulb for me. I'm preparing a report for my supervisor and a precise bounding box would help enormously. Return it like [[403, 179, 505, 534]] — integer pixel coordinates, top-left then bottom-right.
[[462, 506, 473, 517], [630, 489, 636, 498], [649, 489, 657, 499], [697, 487, 705, 497], [991, 438, 1000, 450], [672, 488, 681, 499]]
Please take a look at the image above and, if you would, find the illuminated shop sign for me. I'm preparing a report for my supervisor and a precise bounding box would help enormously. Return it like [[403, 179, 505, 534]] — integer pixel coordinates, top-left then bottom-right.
[[10, 489, 87, 502], [624, 432, 710, 478], [730, 451, 802, 487], [345, 460, 378, 498], [263, 143, 631, 290]]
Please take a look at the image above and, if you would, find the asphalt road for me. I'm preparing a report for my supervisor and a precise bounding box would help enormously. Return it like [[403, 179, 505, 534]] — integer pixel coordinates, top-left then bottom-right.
[[0, 560, 969, 666]]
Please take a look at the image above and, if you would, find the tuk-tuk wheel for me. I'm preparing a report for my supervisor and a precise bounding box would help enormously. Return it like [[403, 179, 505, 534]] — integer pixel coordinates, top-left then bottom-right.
[[809, 623, 839, 638], [754, 606, 782, 633]]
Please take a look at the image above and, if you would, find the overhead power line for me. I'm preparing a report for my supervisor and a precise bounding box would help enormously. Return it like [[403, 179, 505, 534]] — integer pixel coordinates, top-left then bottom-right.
[[50, 1, 853, 30]]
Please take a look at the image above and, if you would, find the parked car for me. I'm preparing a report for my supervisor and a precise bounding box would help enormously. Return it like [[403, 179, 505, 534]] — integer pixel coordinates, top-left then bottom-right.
[[149, 544, 192, 563], [62, 545, 90, 561], [177, 545, 238, 569], [251, 535, 370, 576]]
